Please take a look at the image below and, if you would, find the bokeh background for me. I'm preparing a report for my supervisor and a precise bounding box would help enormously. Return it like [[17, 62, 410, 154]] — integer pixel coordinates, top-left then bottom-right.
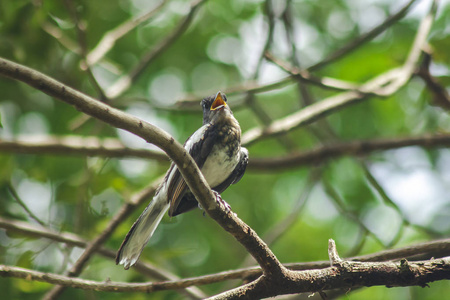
[[1, 0, 450, 299]]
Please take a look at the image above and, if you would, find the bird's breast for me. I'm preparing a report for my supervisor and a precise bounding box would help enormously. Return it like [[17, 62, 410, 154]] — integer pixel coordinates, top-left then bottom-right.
[[201, 124, 241, 188]]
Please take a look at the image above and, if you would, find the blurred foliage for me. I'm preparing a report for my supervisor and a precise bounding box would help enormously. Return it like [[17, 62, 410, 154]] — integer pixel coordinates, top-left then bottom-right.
[[1, 0, 450, 299]]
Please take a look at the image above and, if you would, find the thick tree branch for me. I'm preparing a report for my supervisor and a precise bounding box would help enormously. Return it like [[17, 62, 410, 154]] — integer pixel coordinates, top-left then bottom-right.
[[1, 256, 449, 296], [209, 258, 450, 300], [0, 213, 450, 295], [2, 215, 449, 288]]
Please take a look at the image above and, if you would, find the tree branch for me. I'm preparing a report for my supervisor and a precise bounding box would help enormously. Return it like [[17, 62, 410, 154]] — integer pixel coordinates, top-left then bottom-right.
[[239, 168, 321, 268], [241, 0, 436, 147], [0, 135, 168, 161], [86, 0, 169, 66], [249, 133, 450, 171], [0, 4, 440, 298], [64, 0, 107, 101], [172, 0, 418, 109], [265, 52, 360, 92], [2, 214, 449, 288], [105, 0, 208, 99], [241, 0, 298, 151], [208, 258, 450, 300], [0, 56, 285, 296], [1, 255, 449, 296], [173, 77, 294, 110], [4, 215, 448, 274], [3, 134, 450, 172], [417, 49, 450, 110], [0, 216, 205, 299], [308, 0, 418, 72], [1, 0, 445, 298], [6, 183, 47, 227], [42, 183, 161, 299]]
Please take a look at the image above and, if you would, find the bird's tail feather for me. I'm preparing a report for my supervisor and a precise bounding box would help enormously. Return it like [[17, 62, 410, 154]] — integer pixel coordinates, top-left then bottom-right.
[[116, 195, 169, 269]]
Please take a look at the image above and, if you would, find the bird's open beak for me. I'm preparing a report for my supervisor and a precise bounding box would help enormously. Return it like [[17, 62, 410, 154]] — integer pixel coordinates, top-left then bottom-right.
[[211, 91, 227, 111]]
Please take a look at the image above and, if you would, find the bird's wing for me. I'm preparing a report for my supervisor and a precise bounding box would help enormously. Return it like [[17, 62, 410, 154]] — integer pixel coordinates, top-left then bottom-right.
[[167, 124, 218, 217], [212, 147, 249, 194]]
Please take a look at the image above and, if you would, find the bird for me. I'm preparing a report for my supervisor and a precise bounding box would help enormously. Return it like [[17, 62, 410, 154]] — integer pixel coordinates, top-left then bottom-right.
[[116, 91, 249, 269]]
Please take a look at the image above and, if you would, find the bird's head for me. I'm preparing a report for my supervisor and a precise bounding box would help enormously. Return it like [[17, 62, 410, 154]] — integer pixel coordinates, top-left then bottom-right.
[[201, 91, 232, 125]]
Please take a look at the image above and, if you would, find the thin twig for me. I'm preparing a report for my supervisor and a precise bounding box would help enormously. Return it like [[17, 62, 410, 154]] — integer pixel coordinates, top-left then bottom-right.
[[0, 216, 206, 299], [308, 0, 418, 72], [64, 0, 107, 101], [242, 2, 437, 147], [240, 168, 321, 267], [266, 52, 360, 92], [173, 77, 294, 109], [345, 227, 369, 257], [328, 239, 343, 266], [87, 0, 169, 66], [6, 183, 47, 227], [42, 21, 122, 75], [106, 0, 208, 99], [417, 49, 450, 110], [322, 180, 387, 248], [243, 0, 298, 151], [42, 183, 160, 299], [249, 134, 450, 171], [42, 22, 81, 55], [173, 0, 418, 108], [361, 162, 439, 241]]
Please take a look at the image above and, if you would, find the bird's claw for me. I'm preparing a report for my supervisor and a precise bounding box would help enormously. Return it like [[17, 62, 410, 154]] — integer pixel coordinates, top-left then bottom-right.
[[197, 191, 232, 214], [213, 191, 232, 212]]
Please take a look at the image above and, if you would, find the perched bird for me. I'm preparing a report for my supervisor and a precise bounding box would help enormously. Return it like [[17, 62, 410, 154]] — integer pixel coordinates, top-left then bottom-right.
[[116, 91, 248, 269]]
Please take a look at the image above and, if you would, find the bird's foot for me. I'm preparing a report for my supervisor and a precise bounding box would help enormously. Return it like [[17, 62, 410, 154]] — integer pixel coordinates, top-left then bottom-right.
[[213, 191, 232, 212], [197, 191, 232, 214]]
